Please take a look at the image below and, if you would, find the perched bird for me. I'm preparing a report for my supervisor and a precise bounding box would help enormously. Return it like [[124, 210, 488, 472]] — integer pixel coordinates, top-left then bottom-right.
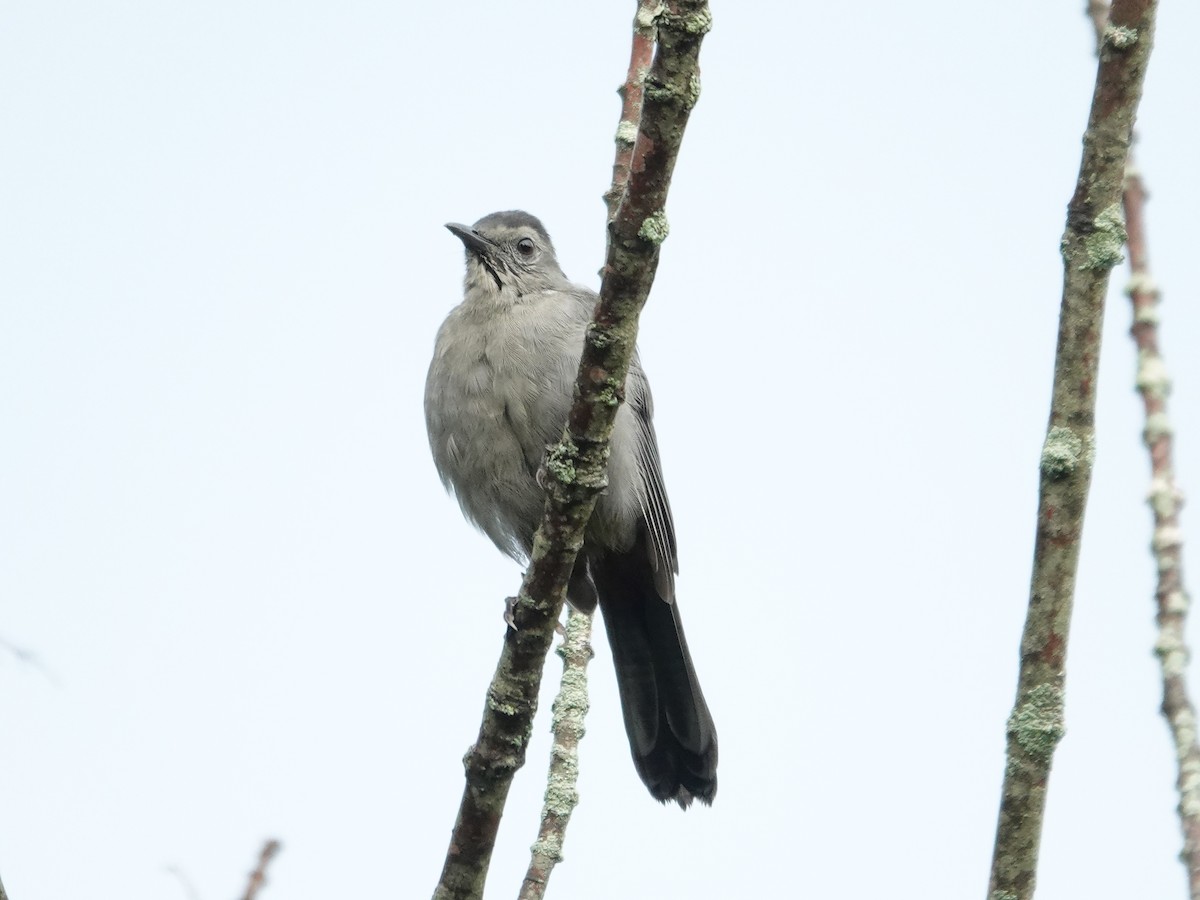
[[425, 210, 717, 807]]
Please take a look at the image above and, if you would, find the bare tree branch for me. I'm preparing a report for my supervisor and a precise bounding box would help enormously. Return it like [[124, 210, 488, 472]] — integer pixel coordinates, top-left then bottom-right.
[[516, 6, 658, 892], [1086, 2, 1200, 890], [1086, 1, 1200, 892], [604, 0, 659, 222], [518, 608, 594, 900], [430, 3, 712, 899], [239, 839, 281, 900], [987, 2, 1159, 898], [1124, 158, 1200, 900]]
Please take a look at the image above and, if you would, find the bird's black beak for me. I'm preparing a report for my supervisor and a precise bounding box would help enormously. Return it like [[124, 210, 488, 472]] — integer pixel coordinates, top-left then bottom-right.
[[445, 223, 495, 258]]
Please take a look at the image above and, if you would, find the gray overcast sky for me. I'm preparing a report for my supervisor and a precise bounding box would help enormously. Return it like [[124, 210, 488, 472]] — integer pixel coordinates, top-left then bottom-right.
[[3, 2, 1199, 898]]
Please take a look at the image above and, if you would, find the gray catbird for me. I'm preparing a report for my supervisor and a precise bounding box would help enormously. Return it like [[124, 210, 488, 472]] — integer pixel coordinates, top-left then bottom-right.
[[425, 210, 717, 807]]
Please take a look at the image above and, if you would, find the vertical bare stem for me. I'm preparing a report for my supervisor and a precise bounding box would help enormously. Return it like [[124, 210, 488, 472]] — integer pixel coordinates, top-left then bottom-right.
[[1086, 2, 1200, 892], [239, 839, 281, 900], [603, 0, 660, 222], [518, 608, 594, 900], [987, 3, 1159, 898], [1124, 165, 1200, 896]]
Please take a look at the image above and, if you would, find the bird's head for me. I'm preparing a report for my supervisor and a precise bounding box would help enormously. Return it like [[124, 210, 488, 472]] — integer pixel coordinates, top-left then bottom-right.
[[446, 210, 569, 299]]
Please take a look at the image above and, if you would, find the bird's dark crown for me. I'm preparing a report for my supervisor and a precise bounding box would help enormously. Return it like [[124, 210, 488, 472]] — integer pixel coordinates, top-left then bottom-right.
[[470, 210, 555, 253]]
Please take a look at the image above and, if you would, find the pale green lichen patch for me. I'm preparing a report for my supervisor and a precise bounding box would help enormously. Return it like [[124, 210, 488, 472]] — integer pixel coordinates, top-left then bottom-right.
[[1080, 203, 1127, 271], [991, 892, 1020, 900], [1041, 426, 1085, 479], [1154, 630, 1188, 677], [586, 323, 615, 349], [1147, 475, 1179, 518], [1104, 24, 1138, 49], [1008, 684, 1066, 762], [615, 120, 638, 146], [635, 1, 664, 32], [530, 833, 564, 863], [1137, 352, 1171, 398], [487, 694, 519, 717], [542, 771, 579, 818], [639, 210, 670, 244], [1173, 709, 1199, 765], [1166, 590, 1191, 615], [643, 79, 677, 103], [544, 440, 579, 484], [596, 378, 624, 407], [1157, 551, 1179, 575], [1153, 525, 1183, 553], [1125, 272, 1159, 300], [684, 72, 702, 109], [1180, 778, 1200, 819], [681, 8, 714, 34], [1133, 303, 1160, 326]]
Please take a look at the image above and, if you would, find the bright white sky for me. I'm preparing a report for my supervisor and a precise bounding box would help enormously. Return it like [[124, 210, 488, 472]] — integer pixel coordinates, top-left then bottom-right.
[[3, 2, 1199, 898]]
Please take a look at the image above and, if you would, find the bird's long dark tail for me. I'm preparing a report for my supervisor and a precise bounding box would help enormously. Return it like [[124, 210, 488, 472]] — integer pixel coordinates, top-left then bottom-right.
[[593, 545, 718, 807]]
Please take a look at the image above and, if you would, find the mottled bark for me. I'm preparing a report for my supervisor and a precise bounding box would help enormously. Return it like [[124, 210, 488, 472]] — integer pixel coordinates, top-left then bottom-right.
[[1085, 4, 1199, 892], [604, 0, 660, 223], [1125, 163, 1200, 898], [430, 4, 711, 900], [987, 2, 1159, 898], [518, 608, 594, 900]]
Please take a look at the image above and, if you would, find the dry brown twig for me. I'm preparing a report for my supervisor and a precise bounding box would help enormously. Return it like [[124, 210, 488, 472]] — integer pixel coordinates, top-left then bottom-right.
[[987, 2, 1160, 898], [240, 839, 281, 900], [430, 3, 712, 900]]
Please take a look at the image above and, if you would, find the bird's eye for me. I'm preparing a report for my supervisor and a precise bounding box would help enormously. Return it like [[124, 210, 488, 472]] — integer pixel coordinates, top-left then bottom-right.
[[516, 238, 536, 256]]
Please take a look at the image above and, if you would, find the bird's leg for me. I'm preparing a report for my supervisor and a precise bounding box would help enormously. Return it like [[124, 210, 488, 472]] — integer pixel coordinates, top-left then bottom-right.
[[503, 594, 565, 635]]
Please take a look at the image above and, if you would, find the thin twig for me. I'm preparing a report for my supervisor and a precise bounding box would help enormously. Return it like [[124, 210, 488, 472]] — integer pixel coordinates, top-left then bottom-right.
[[1087, 3, 1200, 893], [518, 608, 594, 900], [430, 4, 711, 899], [987, 3, 1159, 898], [0, 870, 9, 900], [239, 839, 281, 900], [603, 0, 659, 222], [1125, 156, 1200, 899]]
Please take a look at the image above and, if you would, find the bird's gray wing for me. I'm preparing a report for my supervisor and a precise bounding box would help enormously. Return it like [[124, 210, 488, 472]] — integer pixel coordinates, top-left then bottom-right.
[[627, 354, 679, 601]]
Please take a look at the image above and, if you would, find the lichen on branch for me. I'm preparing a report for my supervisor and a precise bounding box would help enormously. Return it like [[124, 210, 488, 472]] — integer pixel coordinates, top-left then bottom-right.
[[987, 2, 1160, 898], [430, 4, 712, 900]]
